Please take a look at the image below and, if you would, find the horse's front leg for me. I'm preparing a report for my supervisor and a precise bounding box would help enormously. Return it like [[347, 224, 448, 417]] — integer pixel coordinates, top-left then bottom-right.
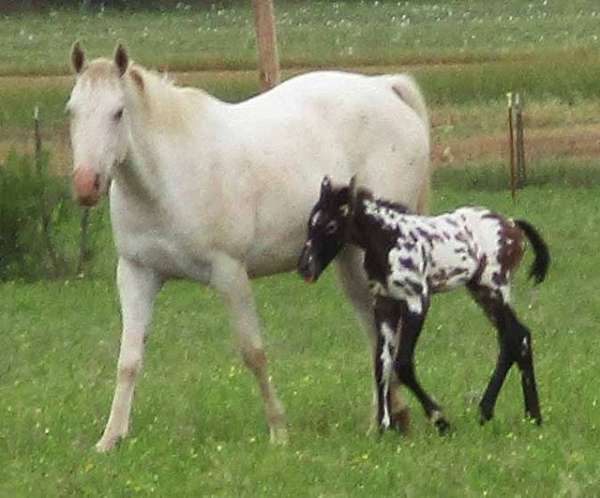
[[395, 297, 451, 434], [335, 247, 410, 433], [210, 254, 287, 444], [373, 296, 403, 432], [96, 258, 162, 452]]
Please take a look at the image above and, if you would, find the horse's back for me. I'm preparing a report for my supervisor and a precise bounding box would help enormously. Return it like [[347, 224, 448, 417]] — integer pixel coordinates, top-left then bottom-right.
[[234, 70, 430, 199]]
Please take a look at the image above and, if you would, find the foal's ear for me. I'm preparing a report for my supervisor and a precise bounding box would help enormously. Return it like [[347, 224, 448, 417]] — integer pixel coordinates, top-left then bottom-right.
[[343, 175, 357, 214], [71, 41, 85, 74], [320, 175, 332, 199], [114, 43, 129, 77]]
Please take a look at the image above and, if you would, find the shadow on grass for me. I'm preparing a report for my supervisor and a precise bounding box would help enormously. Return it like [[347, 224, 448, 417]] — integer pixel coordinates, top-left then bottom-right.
[[434, 158, 600, 192]]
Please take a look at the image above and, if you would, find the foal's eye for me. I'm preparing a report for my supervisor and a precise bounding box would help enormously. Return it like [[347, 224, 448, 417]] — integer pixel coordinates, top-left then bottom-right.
[[325, 220, 338, 234], [113, 108, 124, 121]]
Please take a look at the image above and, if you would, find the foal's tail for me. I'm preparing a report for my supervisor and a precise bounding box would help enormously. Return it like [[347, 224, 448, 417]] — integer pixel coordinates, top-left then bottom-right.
[[515, 219, 550, 285]]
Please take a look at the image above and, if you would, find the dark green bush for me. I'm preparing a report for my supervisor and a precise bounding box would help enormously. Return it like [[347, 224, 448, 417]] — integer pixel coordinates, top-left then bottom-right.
[[0, 151, 90, 281]]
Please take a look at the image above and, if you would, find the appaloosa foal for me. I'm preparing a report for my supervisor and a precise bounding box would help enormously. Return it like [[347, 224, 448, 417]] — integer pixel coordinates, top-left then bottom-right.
[[298, 177, 549, 433]]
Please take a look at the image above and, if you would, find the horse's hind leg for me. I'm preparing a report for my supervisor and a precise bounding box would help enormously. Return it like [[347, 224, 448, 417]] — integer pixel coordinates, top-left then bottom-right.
[[335, 246, 410, 433], [468, 283, 541, 425], [96, 258, 162, 452], [394, 299, 450, 435], [503, 307, 542, 424], [210, 254, 287, 444]]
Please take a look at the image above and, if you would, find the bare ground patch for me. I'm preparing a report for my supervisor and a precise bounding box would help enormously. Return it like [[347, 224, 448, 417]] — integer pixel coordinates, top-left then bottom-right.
[[433, 125, 600, 168], [4, 124, 599, 176]]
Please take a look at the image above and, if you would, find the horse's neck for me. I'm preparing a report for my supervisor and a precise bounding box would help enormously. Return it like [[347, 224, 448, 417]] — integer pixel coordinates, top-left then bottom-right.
[[118, 83, 219, 207]]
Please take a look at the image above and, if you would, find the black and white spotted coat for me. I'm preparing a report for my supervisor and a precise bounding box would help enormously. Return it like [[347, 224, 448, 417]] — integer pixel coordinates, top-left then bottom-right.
[[355, 195, 524, 314]]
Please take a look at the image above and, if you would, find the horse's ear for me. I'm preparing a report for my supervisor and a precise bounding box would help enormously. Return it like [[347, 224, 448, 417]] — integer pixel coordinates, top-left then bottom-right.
[[129, 69, 145, 92], [320, 176, 332, 199], [114, 43, 129, 77], [71, 41, 85, 74], [348, 175, 357, 197]]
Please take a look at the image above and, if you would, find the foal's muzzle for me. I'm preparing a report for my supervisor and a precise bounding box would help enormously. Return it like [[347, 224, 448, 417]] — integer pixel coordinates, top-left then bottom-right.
[[298, 244, 320, 283]]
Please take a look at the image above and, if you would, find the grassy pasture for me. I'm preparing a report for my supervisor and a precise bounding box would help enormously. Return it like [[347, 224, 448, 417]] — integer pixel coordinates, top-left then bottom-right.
[[2, 0, 600, 75], [2, 1, 600, 496], [2, 164, 600, 496]]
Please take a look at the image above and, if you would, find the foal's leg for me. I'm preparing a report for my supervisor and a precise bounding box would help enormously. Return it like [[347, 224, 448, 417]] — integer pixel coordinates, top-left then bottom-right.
[[373, 296, 402, 431], [503, 307, 542, 424], [468, 284, 542, 425], [96, 258, 162, 452], [335, 247, 410, 432], [210, 254, 287, 444], [394, 299, 451, 434]]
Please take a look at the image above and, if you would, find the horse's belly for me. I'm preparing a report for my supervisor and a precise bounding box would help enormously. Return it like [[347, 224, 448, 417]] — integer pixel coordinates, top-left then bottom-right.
[[116, 232, 213, 283]]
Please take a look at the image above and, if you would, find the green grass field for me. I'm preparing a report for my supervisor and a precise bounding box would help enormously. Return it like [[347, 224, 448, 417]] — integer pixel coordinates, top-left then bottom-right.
[[2, 1, 600, 496], [2, 0, 600, 75], [2, 166, 600, 496]]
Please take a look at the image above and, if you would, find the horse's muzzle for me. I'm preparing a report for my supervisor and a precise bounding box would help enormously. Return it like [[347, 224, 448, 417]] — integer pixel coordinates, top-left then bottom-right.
[[73, 165, 102, 207], [297, 245, 320, 283]]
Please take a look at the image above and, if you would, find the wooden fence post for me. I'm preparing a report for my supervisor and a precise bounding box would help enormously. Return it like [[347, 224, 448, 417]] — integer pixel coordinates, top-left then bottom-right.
[[507, 93, 516, 201], [514, 93, 526, 187], [252, 0, 280, 92], [34, 106, 62, 276]]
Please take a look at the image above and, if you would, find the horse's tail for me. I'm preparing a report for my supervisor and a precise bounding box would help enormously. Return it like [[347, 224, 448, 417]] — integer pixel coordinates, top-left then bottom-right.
[[415, 175, 431, 214], [515, 219, 550, 285], [390, 74, 430, 133], [389, 75, 431, 214]]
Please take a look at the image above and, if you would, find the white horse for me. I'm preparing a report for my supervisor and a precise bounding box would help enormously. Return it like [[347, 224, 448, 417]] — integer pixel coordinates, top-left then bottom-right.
[[67, 43, 431, 452]]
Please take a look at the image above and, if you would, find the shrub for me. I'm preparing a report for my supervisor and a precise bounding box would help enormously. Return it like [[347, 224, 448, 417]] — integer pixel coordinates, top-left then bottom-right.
[[0, 150, 90, 281]]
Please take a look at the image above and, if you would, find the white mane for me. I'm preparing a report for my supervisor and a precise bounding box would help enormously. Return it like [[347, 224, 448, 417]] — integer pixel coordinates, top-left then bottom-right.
[[123, 64, 214, 133]]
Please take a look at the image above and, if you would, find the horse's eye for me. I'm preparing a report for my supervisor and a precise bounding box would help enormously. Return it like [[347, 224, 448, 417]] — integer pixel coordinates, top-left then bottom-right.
[[325, 220, 338, 234], [114, 108, 124, 121]]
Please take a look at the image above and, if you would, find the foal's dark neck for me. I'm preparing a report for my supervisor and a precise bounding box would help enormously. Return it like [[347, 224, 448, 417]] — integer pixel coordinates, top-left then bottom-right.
[[346, 191, 410, 251]]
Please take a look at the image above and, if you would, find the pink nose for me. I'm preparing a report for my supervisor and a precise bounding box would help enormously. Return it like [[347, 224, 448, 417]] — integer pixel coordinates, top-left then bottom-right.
[[73, 166, 101, 207]]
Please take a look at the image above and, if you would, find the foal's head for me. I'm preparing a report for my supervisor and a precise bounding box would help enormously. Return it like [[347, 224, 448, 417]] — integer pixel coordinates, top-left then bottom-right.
[[67, 42, 131, 206], [298, 176, 355, 283]]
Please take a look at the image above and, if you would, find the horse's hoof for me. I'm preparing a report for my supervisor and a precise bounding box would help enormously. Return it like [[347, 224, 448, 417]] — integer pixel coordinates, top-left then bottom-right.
[[479, 406, 494, 425], [526, 411, 543, 426], [95, 435, 122, 453], [269, 426, 289, 446], [391, 407, 411, 434], [434, 417, 451, 436]]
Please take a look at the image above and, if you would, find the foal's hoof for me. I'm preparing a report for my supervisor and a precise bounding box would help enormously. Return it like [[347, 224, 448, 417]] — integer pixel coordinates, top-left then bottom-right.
[[430, 411, 451, 435], [526, 411, 543, 426], [479, 405, 494, 425], [434, 417, 451, 436]]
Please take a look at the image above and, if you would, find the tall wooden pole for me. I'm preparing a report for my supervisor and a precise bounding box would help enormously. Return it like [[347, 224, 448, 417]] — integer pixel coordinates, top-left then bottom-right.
[[514, 93, 526, 187], [252, 0, 280, 92], [507, 92, 516, 202]]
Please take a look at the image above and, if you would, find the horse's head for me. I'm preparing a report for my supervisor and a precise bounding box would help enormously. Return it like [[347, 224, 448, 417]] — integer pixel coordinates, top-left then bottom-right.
[[67, 42, 130, 207], [298, 175, 355, 283]]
